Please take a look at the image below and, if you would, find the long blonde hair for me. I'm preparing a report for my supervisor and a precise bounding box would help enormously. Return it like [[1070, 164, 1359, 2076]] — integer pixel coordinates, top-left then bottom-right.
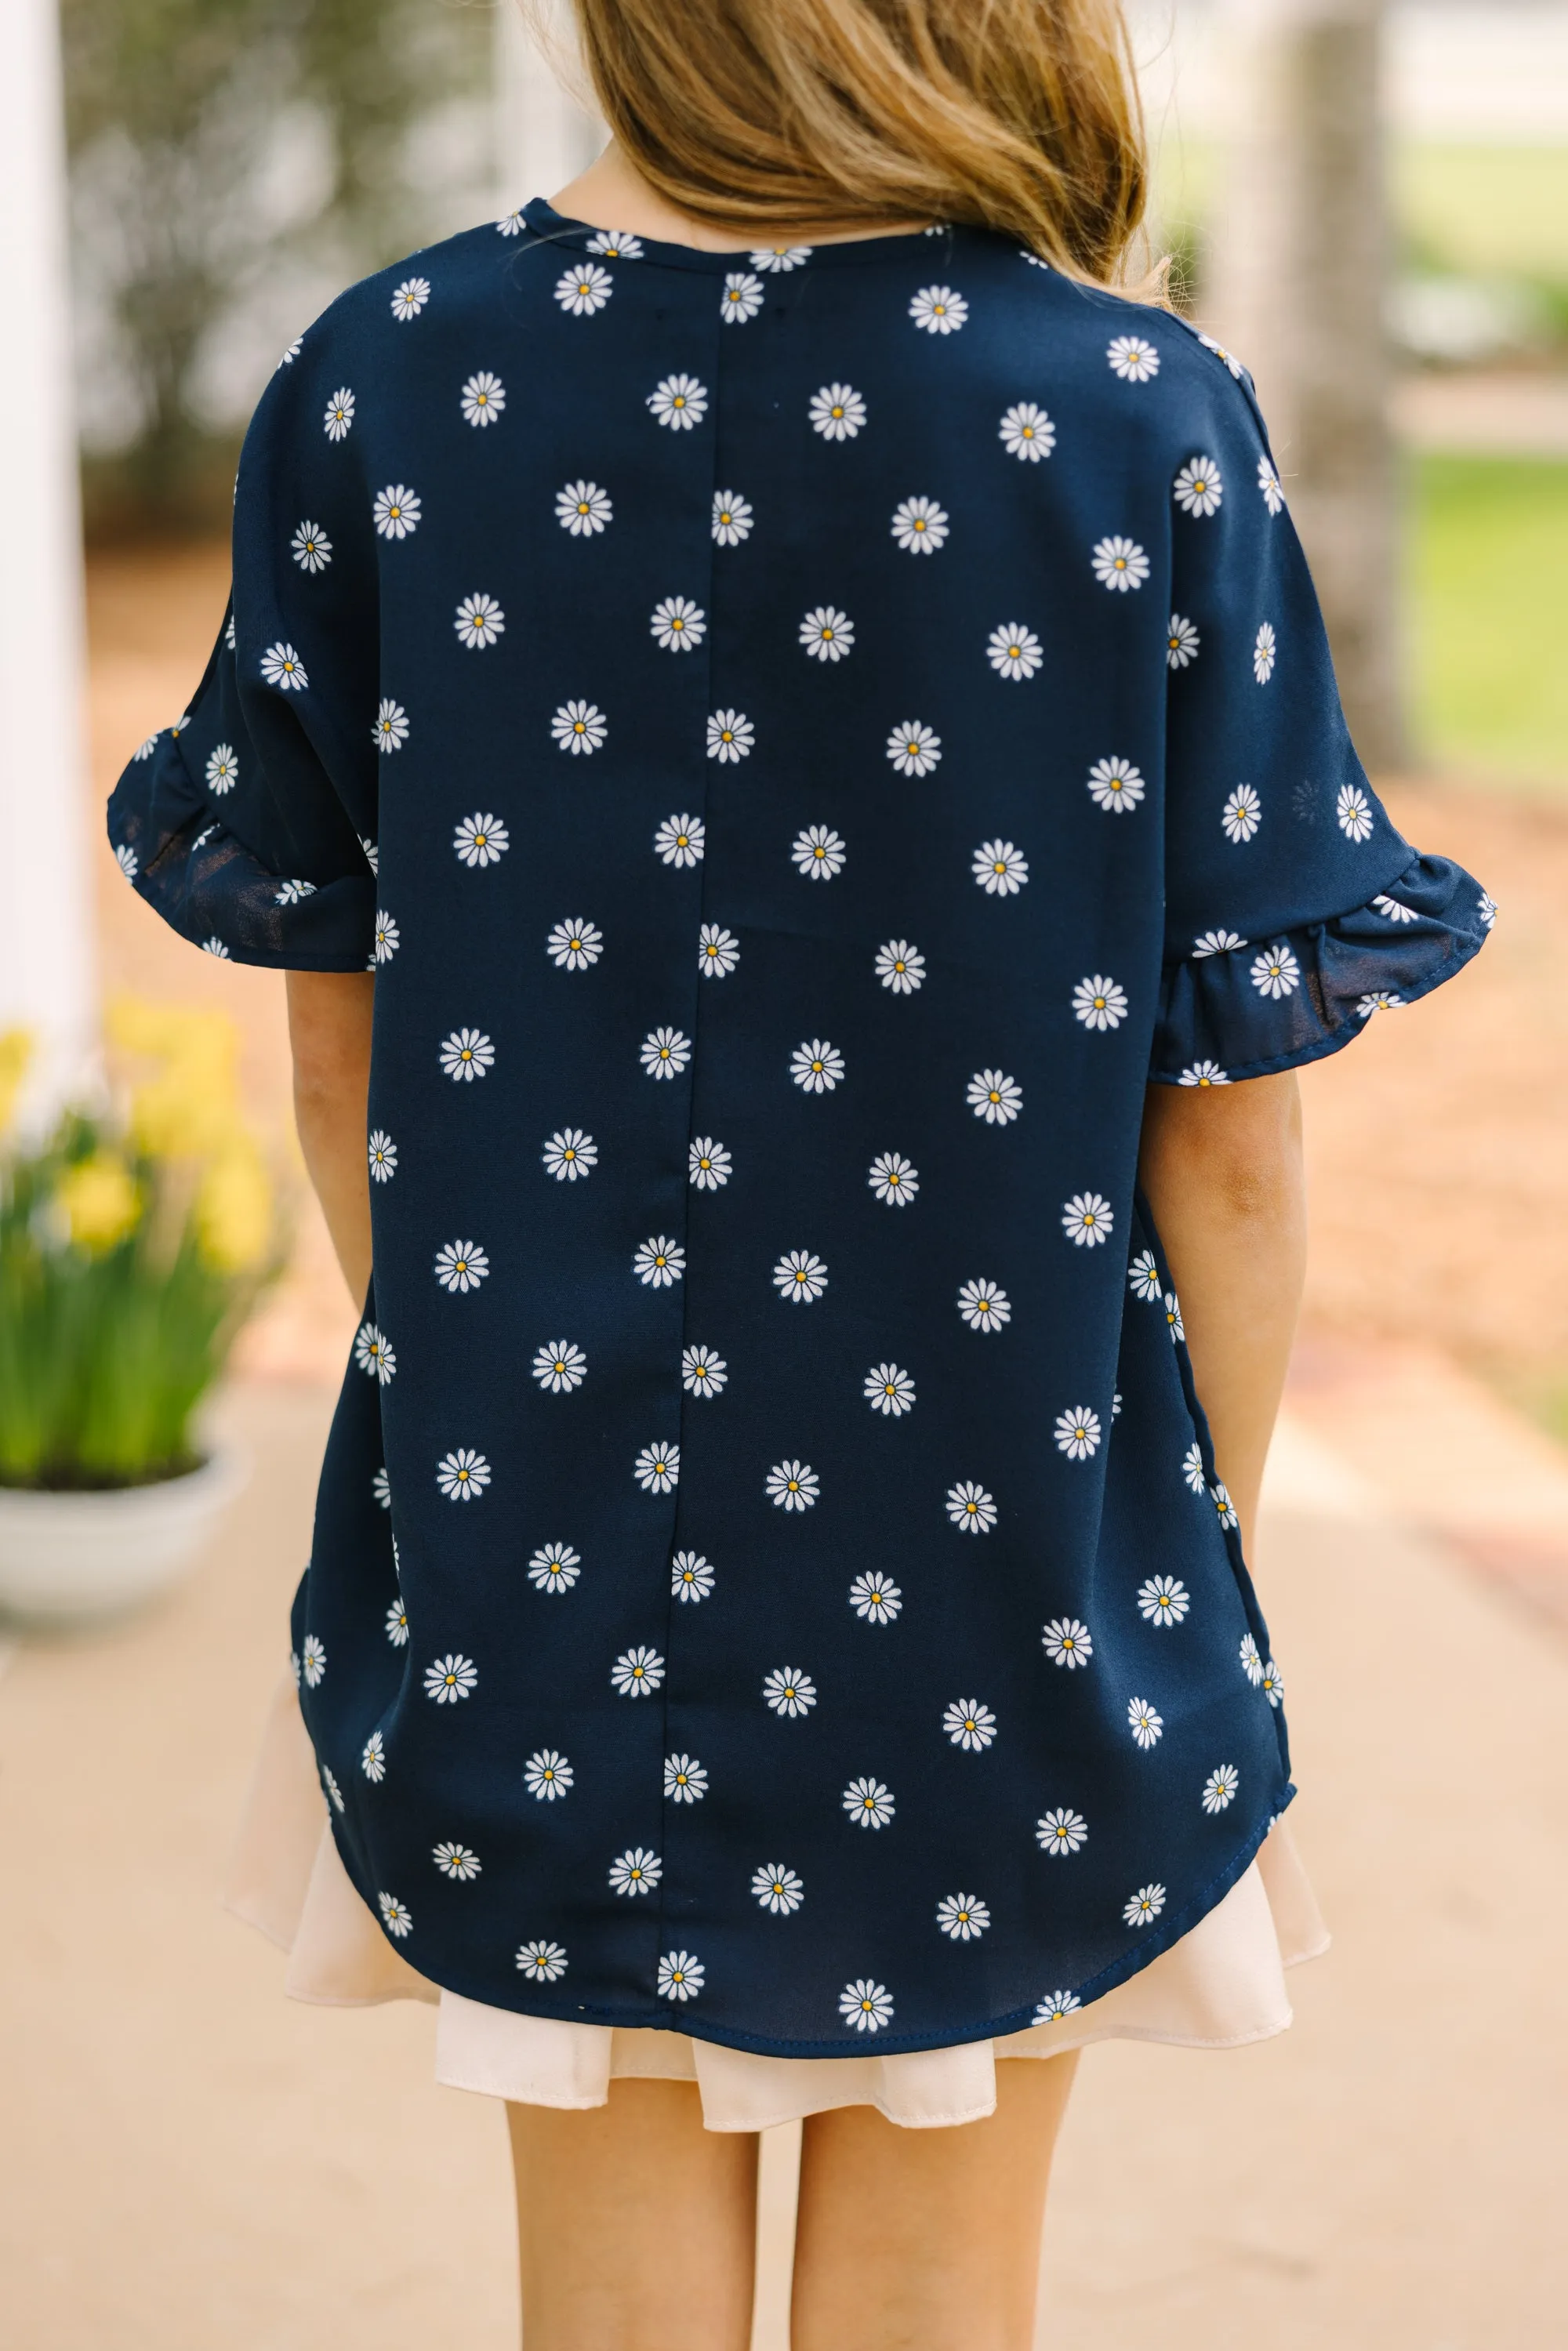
[[566, 0, 1150, 286]]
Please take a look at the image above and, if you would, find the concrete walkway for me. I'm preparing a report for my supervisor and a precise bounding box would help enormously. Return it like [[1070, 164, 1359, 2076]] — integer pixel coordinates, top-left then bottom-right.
[[2, 1383, 1564, 2349]]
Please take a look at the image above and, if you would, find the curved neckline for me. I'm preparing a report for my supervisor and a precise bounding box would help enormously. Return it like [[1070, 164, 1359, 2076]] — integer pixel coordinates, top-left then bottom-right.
[[521, 196, 958, 275]]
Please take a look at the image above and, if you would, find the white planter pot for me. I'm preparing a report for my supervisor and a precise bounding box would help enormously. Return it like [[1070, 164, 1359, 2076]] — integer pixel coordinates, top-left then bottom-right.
[[0, 1447, 248, 1627]]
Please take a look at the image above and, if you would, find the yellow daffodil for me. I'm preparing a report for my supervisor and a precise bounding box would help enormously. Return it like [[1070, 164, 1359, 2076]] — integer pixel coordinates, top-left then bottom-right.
[[56, 1152, 141, 1254], [194, 1140, 274, 1272], [0, 1027, 32, 1137]]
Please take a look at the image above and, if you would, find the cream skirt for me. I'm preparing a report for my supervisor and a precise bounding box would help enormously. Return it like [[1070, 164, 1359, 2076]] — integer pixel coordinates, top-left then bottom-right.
[[226, 1673, 1329, 2132]]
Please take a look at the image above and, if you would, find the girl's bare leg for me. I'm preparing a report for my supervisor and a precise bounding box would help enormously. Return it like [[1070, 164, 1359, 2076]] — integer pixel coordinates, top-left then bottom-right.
[[508, 2080, 758, 2351], [790, 2054, 1079, 2351]]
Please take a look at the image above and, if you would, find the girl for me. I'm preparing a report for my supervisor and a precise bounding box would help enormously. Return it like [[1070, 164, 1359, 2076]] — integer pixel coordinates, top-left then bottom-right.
[[109, 2, 1490, 2342]]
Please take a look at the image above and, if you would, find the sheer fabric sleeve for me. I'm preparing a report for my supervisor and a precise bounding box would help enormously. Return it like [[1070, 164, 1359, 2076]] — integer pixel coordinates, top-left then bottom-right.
[[1151, 336, 1491, 1086], [107, 337, 379, 971]]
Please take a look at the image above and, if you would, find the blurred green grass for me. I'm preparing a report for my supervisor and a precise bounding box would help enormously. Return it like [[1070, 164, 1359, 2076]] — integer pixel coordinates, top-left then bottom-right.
[[1407, 455, 1568, 789]]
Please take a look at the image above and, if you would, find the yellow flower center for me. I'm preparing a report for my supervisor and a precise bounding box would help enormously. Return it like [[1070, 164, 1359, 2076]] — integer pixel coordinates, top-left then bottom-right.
[[1114, 556, 1127, 569], [832, 405, 844, 418], [673, 395, 685, 408]]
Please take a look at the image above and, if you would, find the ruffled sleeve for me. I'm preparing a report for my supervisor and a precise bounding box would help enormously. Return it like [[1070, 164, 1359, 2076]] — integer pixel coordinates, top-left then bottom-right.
[[1152, 325, 1491, 1083], [107, 327, 381, 971]]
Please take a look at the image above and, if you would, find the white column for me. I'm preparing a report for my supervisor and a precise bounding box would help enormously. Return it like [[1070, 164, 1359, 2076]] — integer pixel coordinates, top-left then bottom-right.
[[0, 0, 97, 1118], [494, 0, 604, 215]]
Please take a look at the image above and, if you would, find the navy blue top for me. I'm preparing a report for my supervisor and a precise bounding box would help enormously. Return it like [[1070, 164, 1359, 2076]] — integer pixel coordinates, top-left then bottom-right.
[[110, 199, 1490, 2055]]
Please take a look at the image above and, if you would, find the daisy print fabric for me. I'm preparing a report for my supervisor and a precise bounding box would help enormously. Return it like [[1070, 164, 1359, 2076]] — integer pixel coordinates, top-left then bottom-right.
[[108, 197, 1488, 2059]]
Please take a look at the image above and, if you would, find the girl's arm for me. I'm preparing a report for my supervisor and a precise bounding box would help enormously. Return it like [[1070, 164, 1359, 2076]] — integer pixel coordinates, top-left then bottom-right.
[[1136, 1072, 1306, 1560], [286, 971, 376, 1306]]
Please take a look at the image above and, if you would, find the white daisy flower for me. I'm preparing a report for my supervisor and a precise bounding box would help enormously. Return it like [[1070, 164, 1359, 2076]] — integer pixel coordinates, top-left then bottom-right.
[[372, 700, 409, 755], [633, 1235, 684, 1288], [1174, 455, 1224, 517], [865, 1362, 916, 1416], [648, 372, 708, 429], [1240, 1633, 1265, 1685], [1000, 401, 1055, 460], [1163, 1290, 1185, 1343], [773, 1249, 829, 1303], [436, 1448, 490, 1501], [1034, 1990, 1082, 2021], [1054, 1406, 1102, 1461], [274, 879, 317, 906], [384, 1602, 408, 1646], [1213, 1482, 1240, 1531], [750, 245, 811, 271], [633, 1444, 680, 1494], [711, 488, 753, 544], [201, 937, 230, 957], [372, 484, 420, 539], [439, 1029, 494, 1083], [910, 284, 967, 333], [1199, 331, 1244, 376], [753, 1863, 804, 1914], [720, 269, 764, 322], [1138, 1574, 1190, 1625], [291, 520, 332, 573], [300, 1634, 327, 1688], [1127, 1251, 1163, 1304], [448, 812, 506, 870], [766, 1460, 819, 1511], [763, 1665, 816, 1715], [1127, 1696, 1164, 1750], [1062, 1192, 1114, 1246], [956, 1278, 1011, 1333], [434, 1240, 488, 1293], [695, 914, 744, 978], [1072, 973, 1129, 1030], [361, 1730, 387, 1781], [840, 1978, 894, 2033], [664, 1753, 708, 1803], [1167, 613, 1201, 668], [891, 495, 949, 553], [1107, 333, 1160, 381], [205, 744, 239, 794], [1258, 457, 1286, 513], [515, 1939, 568, 1981], [792, 824, 847, 883], [974, 839, 1029, 894], [886, 723, 941, 777], [455, 593, 505, 650], [551, 700, 608, 756], [390, 278, 430, 321], [434, 1841, 481, 1881], [1337, 783, 1374, 841], [354, 1322, 396, 1384], [868, 1152, 918, 1206], [688, 1136, 731, 1188], [641, 1026, 691, 1079], [1124, 1882, 1166, 1928], [1222, 784, 1262, 844], [1357, 992, 1403, 1018], [1036, 1807, 1088, 1856], [810, 382, 867, 439], [1261, 1658, 1286, 1708], [324, 387, 355, 439], [791, 1038, 844, 1093], [532, 1341, 587, 1393], [372, 909, 400, 962], [555, 262, 613, 316], [114, 843, 139, 880], [1043, 1616, 1093, 1668], [528, 1543, 582, 1595], [1250, 941, 1300, 1000], [656, 1950, 703, 2002], [844, 1776, 895, 1828], [706, 708, 753, 760], [655, 812, 705, 866], [1182, 1442, 1207, 1493], [1253, 622, 1277, 684], [672, 1551, 715, 1602], [947, 1480, 997, 1534], [260, 642, 307, 691], [557, 478, 613, 535], [986, 622, 1043, 680], [546, 918, 602, 972], [1478, 890, 1498, 931], [876, 938, 926, 992], [378, 1892, 413, 1937], [1192, 928, 1246, 958], [611, 1645, 666, 1697], [944, 1700, 997, 1751], [585, 228, 643, 258], [967, 1068, 1022, 1125], [1092, 535, 1150, 591], [495, 207, 525, 234], [541, 1127, 597, 1182], [168, 712, 191, 736], [524, 1748, 573, 1799], [424, 1653, 477, 1703], [459, 370, 505, 427], [1203, 1764, 1240, 1813], [651, 594, 706, 652], [937, 1893, 989, 1940], [681, 1344, 728, 1399], [1087, 756, 1145, 814], [800, 605, 854, 662], [608, 1846, 662, 1896], [1179, 1061, 1232, 1087], [1371, 894, 1417, 925], [849, 1571, 902, 1623]]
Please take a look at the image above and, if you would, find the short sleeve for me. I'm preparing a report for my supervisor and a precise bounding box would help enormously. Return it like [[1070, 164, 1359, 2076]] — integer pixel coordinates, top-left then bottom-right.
[[1151, 336, 1490, 1085], [107, 336, 379, 970]]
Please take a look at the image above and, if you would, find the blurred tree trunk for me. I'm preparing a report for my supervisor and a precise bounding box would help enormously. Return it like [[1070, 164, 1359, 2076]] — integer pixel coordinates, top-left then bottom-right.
[[1207, 0, 1404, 773]]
